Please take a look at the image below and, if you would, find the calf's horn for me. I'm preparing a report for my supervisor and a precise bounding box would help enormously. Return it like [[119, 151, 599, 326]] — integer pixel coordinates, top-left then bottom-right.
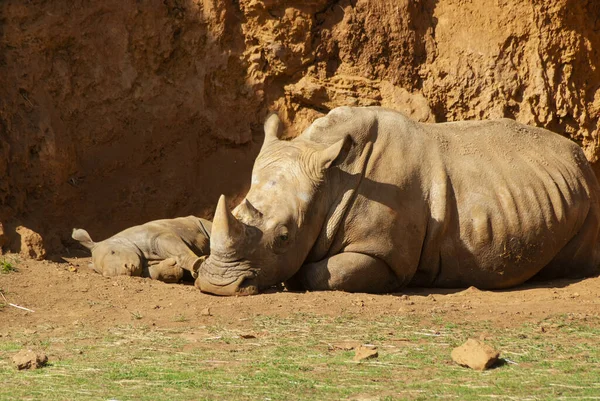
[[210, 195, 245, 257]]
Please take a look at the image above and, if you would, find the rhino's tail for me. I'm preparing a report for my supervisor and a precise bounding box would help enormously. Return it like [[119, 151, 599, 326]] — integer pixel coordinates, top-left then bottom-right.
[[72, 228, 95, 250]]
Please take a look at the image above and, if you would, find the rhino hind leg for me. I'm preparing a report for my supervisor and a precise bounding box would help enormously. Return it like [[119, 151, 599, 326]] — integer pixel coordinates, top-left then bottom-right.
[[533, 207, 600, 281], [285, 252, 400, 293], [144, 258, 185, 283]]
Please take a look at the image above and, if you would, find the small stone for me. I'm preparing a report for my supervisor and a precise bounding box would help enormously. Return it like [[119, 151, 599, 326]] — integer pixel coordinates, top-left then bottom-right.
[[451, 339, 499, 371], [13, 349, 48, 370], [200, 307, 211, 316], [330, 341, 360, 351], [353, 344, 378, 362]]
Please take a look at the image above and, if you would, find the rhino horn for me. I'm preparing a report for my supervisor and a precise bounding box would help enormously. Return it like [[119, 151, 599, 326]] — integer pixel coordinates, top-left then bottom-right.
[[211, 195, 245, 257]]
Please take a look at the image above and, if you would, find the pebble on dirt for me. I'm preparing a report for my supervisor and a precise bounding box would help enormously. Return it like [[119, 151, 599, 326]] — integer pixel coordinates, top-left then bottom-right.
[[451, 339, 500, 370], [353, 344, 378, 362], [12, 349, 48, 370]]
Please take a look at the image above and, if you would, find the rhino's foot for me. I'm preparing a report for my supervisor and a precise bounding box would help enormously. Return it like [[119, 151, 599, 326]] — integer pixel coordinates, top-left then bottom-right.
[[145, 258, 185, 283]]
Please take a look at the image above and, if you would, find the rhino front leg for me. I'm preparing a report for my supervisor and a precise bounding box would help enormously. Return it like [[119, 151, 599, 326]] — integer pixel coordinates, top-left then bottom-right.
[[145, 258, 185, 283], [155, 234, 205, 277], [285, 252, 400, 293]]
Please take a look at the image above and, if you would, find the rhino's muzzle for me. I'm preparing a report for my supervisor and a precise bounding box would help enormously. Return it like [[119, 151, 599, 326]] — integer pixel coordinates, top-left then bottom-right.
[[194, 252, 258, 296], [195, 273, 258, 296]]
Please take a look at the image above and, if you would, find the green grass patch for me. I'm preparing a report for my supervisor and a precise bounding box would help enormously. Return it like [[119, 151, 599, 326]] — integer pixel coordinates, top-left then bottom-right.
[[0, 259, 17, 274], [1, 314, 599, 400]]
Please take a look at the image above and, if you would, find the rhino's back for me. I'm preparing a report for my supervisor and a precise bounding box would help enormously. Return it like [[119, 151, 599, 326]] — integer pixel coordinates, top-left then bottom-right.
[[114, 216, 211, 257], [412, 117, 600, 287]]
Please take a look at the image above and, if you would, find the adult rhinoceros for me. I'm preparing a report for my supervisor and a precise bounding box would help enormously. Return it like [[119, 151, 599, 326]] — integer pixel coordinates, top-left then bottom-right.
[[195, 106, 600, 295]]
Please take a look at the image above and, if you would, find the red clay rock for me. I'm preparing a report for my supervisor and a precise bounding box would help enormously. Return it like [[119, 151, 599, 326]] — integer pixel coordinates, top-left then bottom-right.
[[12, 349, 48, 370], [16, 226, 46, 260], [451, 339, 500, 370], [353, 344, 378, 362]]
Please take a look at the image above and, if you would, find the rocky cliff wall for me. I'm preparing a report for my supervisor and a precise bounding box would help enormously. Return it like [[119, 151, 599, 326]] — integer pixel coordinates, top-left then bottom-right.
[[1, 0, 599, 253]]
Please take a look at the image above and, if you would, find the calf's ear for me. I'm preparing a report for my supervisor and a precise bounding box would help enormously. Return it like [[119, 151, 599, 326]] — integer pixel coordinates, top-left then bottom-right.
[[72, 228, 95, 250], [319, 134, 352, 170]]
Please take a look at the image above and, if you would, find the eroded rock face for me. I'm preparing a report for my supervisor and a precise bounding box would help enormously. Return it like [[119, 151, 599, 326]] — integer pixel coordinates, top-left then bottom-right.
[[1, 0, 599, 249]]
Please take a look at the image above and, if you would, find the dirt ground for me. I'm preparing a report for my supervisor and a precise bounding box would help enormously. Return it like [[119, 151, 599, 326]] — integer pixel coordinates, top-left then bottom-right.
[[2, 253, 599, 336]]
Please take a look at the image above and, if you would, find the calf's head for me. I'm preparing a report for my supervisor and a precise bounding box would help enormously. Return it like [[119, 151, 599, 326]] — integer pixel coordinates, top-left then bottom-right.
[[195, 113, 350, 296], [72, 229, 143, 277]]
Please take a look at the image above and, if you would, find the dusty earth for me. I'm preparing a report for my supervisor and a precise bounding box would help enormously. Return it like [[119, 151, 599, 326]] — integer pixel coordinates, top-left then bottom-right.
[[1, 253, 599, 336]]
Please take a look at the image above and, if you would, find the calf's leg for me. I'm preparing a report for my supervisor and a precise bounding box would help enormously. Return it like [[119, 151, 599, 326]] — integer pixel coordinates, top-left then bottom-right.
[[145, 258, 185, 283], [155, 234, 204, 277]]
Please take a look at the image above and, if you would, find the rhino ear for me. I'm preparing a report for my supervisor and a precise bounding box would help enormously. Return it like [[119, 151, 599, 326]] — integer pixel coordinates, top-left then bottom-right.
[[72, 228, 95, 250], [263, 112, 283, 143], [318, 134, 352, 170]]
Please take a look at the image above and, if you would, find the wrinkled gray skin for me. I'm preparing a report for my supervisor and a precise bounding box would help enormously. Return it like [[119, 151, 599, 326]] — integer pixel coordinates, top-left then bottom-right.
[[73, 216, 211, 283], [195, 106, 600, 296]]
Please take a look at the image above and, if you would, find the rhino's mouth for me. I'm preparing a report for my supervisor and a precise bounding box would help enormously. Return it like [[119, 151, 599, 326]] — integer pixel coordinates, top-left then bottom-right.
[[196, 274, 258, 296], [194, 257, 259, 296]]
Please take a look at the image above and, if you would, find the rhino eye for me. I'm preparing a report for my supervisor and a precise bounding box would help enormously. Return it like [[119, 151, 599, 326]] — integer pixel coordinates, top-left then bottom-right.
[[111, 250, 116, 255], [278, 233, 289, 242]]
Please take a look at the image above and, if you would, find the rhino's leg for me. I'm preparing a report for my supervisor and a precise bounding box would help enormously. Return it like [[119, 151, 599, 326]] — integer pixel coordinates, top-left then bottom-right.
[[145, 258, 185, 283], [285, 252, 400, 293], [155, 234, 204, 278], [533, 206, 600, 281]]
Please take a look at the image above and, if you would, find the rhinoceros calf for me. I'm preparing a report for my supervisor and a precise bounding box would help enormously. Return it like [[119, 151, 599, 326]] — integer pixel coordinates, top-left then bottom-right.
[[195, 106, 600, 295], [72, 216, 211, 283]]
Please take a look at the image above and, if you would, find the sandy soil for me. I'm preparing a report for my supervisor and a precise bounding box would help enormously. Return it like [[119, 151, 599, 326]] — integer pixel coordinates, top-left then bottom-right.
[[1, 253, 598, 336]]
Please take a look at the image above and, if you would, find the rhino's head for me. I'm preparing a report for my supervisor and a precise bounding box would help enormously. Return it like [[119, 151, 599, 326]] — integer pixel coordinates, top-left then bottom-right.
[[195, 113, 352, 296], [72, 228, 143, 277]]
